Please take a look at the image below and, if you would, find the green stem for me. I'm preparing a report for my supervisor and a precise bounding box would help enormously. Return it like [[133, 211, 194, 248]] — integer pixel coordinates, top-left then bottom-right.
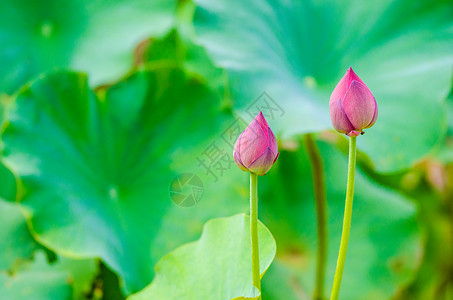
[[303, 134, 327, 300], [330, 136, 357, 300], [250, 172, 261, 298]]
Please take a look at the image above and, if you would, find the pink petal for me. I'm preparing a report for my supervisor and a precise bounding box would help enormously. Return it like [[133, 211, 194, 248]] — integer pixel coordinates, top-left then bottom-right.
[[238, 119, 269, 167], [273, 152, 279, 164], [247, 147, 276, 176], [342, 80, 376, 130], [233, 132, 242, 154], [254, 111, 269, 139], [233, 150, 249, 172], [267, 127, 278, 155], [330, 67, 366, 105], [365, 101, 378, 129], [330, 99, 355, 134]]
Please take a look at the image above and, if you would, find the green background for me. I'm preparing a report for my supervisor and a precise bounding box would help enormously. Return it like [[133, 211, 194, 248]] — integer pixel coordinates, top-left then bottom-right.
[[0, 0, 452, 299]]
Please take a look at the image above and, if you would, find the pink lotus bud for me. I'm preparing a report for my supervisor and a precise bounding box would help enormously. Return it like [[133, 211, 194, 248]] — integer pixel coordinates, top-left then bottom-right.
[[233, 112, 279, 176], [329, 67, 378, 137]]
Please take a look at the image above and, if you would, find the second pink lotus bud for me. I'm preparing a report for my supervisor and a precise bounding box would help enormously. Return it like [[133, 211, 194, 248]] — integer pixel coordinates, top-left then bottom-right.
[[329, 67, 378, 137]]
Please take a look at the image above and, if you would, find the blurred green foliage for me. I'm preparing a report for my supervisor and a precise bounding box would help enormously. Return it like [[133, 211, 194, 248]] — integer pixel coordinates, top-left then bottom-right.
[[0, 0, 452, 299], [193, 0, 452, 172], [259, 140, 421, 299], [0, 199, 98, 299], [0, 0, 176, 94]]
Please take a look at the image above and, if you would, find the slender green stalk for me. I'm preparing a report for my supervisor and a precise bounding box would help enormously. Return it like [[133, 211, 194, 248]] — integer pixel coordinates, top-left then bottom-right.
[[250, 172, 261, 298], [330, 136, 357, 300], [303, 134, 327, 300]]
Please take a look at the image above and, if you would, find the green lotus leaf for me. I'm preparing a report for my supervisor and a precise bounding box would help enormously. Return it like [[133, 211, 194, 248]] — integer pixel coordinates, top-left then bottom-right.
[[2, 68, 249, 294], [0, 250, 97, 300], [0, 161, 16, 202], [0, 0, 177, 94], [193, 0, 453, 172], [0, 198, 98, 299], [136, 27, 227, 100], [129, 214, 276, 300], [259, 139, 422, 299], [0, 199, 39, 270]]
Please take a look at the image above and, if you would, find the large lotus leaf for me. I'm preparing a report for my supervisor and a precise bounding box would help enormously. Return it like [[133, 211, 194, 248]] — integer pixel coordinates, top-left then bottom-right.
[[0, 250, 97, 300], [129, 214, 276, 300], [1, 68, 249, 294], [0, 0, 176, 94], [193, 0, 453, 172], [258, 139, 422, 299]]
